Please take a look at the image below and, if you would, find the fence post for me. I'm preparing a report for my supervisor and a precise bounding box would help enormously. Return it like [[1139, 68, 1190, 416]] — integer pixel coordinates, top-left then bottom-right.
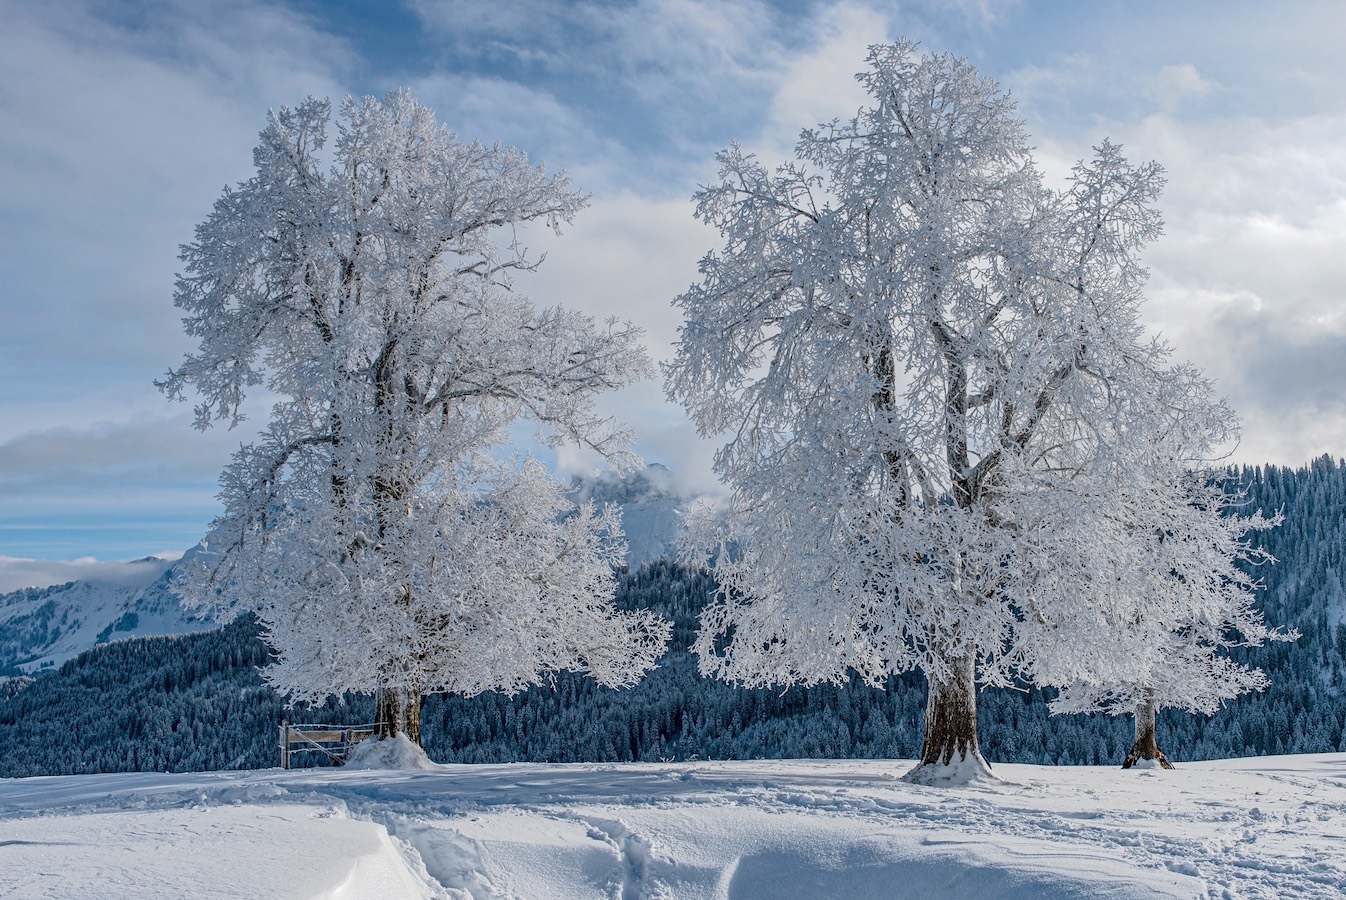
[[280, 720, 289, 770]]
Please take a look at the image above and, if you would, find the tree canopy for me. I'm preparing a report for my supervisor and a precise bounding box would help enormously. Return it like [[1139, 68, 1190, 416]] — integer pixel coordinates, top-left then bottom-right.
[[161, 91, 669, 740], [666, 41, 1264, 781]]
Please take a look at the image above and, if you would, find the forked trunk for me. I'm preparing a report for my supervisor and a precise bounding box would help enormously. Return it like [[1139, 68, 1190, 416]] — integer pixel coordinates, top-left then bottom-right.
[[1122, 688, 1173, 769], [905, 650, 992, 783], [374, 685, 423, 746]]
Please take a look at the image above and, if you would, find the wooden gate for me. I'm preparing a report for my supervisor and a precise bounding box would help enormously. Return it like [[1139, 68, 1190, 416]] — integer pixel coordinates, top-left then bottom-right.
[[279, 721, 375, 769]]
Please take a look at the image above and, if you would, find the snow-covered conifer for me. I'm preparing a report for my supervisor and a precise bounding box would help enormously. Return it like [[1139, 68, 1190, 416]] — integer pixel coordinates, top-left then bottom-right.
[[161, 92, 668, 744], [665, 41, 1252, 783]]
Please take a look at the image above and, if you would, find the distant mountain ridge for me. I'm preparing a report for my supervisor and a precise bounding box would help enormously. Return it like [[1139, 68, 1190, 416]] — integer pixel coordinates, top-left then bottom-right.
[[0, 548, 220, 675], [569, 463, 688, 568], [0, 465, 693, 675]]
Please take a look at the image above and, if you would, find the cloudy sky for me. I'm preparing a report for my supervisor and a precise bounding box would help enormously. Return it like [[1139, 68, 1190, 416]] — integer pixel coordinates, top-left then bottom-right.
[[2, 0, 1344, 588]]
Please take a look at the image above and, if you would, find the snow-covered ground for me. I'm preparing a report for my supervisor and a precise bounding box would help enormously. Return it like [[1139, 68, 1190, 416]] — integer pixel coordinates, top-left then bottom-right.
[[2, 753, 1344, 899]]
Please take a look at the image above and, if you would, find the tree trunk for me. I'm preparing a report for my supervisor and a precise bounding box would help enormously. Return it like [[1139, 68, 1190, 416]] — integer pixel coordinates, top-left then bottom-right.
[[1122, 688, 1174, 769], [373, 685, 422, 747], [905, 650, 992, 783]]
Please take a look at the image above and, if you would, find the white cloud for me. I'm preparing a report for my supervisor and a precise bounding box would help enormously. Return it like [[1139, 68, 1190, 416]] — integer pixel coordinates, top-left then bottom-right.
[[1090, 109, 1346, 466], [0, 554, 178, 594], [986, 15, 1346, 469], [0, 1, 355, 558], [0, 414, 240, 496], [903, 0, 1024, 31], [758, 2, 888, 157], [6, 0, 1346, 562], [408, 0, 854, 175], [411, 0, 785, 85], [406, 72, 630, 186], [1146, 63, 1216, 112], [513, 190, 722, 489], [0, 0, 353, 429], [523, 192, 715, 353], [407, 0, 579, 62]]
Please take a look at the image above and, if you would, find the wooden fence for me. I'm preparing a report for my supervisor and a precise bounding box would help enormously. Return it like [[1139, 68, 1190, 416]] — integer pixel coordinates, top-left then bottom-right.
[[278, 721, 375, 769]]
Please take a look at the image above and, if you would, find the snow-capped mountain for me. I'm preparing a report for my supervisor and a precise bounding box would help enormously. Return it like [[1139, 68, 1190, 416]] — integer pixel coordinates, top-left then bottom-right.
[[0, 547, 220, 675], [569, 463, 690, 569], [0, 465, 693, 674]]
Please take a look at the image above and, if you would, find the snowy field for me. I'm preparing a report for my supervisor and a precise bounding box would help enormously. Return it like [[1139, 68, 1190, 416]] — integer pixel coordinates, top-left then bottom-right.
[[2, 753, 1344, 899]]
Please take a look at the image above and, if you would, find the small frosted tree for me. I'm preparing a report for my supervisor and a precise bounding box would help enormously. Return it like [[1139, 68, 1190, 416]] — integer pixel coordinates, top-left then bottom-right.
[[1046, 424, 1288, 768], [160, 92, 669, 745], [666, 41, 1248, 783]]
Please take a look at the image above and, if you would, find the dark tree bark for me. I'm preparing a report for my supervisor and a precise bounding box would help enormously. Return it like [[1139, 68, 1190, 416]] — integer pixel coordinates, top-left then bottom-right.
[[374, 686, 423, 746], [908, 649, 991, 780], [1122, 688, 1174, 769]]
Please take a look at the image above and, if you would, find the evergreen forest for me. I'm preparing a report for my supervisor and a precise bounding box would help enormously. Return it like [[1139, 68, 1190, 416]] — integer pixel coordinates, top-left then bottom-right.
[[2, 459, 1344, 777]]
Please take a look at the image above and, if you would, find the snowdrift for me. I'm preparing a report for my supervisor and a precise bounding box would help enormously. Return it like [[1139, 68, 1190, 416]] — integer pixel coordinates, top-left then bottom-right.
[[3, 754, 1344, 898]]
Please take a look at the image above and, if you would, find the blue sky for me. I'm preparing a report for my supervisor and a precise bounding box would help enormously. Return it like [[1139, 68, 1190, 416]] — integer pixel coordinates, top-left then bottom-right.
[[3, 0, 1345, 588]]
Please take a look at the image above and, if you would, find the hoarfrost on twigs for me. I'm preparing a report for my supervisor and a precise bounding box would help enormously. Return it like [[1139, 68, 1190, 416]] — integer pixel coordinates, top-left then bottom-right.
[[161, 91, 669, 744], [665, 40, 1275, 782]]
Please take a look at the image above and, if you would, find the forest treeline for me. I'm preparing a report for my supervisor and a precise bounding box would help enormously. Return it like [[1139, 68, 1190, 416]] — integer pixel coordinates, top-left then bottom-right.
[[1, 458, 1343, 777]]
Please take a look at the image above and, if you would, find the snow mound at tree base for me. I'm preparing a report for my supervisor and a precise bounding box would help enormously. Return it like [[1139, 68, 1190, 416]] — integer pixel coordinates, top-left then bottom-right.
[[1128, 757, 1165, 770], [343, 735, 440, 770], [903, 751, 999, 786]]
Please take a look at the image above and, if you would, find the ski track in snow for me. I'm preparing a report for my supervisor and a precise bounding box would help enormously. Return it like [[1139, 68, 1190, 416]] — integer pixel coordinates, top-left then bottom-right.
[[2, 755, 1344, 898]]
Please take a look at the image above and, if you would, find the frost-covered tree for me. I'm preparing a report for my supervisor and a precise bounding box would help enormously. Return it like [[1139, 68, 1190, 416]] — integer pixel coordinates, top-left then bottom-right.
[[160, 92, 669, 745], [1047, 424, 1288, 769], [666, 41, 1248, 783]]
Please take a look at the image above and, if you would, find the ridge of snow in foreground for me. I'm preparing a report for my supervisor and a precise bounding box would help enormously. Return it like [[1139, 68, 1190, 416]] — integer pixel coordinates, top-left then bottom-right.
[[2, 754, 1344, 898]]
